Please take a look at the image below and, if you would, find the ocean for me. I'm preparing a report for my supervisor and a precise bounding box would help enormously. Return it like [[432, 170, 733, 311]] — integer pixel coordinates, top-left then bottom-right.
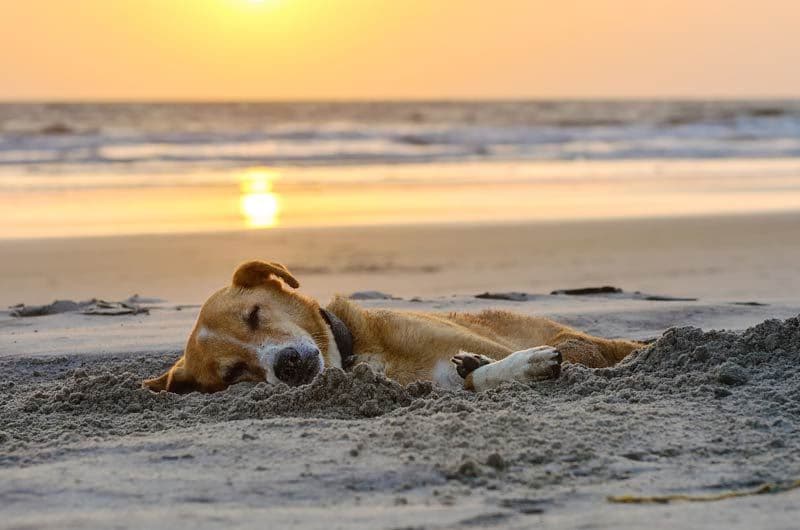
[[2, 101, 800, 238], [3, 101, 800, 171]]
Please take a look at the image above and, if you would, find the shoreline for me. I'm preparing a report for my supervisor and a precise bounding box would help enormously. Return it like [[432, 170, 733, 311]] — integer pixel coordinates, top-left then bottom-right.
[[4, 208, 800, 242]]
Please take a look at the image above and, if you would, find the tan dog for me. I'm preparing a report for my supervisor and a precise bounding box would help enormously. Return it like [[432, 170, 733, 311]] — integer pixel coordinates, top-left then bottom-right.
[[144, 260, 642, 394]]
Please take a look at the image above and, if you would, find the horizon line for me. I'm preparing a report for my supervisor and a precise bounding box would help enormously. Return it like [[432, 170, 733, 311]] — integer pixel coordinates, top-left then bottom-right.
[[2, 95, 800, 104]]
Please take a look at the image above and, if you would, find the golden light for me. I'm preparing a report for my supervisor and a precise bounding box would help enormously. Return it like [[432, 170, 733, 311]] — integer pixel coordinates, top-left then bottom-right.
[[239, 169, 280, 228], [244, 0, 279, 7], [234, 0, 279, 10]]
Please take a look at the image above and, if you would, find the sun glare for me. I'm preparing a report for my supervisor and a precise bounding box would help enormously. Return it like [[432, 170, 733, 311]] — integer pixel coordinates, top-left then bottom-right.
[[239, 169, 280, 228], [235, 0, 277, 9]]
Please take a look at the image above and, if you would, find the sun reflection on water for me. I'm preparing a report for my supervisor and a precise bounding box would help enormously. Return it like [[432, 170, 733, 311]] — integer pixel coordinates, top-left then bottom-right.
[[239, 169, 280, 228]]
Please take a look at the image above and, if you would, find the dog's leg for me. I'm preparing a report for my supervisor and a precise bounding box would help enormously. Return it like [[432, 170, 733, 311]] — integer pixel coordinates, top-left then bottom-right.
[[553, 334, 642, 368], [452, 347, 562, 392]]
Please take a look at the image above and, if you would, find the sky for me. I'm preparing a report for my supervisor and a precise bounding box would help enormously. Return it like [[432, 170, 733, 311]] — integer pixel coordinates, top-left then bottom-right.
[[1, 0, 799, 100]]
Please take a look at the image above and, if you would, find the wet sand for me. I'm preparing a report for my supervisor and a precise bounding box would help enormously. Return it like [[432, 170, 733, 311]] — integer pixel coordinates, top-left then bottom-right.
[[6, 159, 800, 239]]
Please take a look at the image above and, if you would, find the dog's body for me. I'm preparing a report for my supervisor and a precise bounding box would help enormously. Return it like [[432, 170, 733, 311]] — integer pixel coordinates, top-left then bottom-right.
[[144, 261, 642, 394]]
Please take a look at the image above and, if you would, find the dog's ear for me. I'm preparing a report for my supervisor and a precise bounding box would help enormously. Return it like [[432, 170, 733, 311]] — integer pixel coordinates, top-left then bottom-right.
[[233, 260, 300, 289], [142, 357, 200, 394]]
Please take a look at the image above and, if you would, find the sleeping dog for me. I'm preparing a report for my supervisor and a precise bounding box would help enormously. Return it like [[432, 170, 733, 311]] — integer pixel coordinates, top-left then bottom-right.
[[143, 260, 642, 394]]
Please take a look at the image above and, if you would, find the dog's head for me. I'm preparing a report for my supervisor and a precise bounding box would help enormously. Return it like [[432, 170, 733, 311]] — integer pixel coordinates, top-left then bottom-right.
[[143, 260, 341, 394]]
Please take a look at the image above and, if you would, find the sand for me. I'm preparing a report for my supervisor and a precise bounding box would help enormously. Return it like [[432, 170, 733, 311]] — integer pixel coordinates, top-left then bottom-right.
[[2, 213, 800, 308], [2, 292, 800, 529]]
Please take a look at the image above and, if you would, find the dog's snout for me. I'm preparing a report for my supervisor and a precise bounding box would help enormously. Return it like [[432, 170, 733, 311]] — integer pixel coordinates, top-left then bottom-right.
[[273, 346, 321, 386], [280, 347, 300, 364]]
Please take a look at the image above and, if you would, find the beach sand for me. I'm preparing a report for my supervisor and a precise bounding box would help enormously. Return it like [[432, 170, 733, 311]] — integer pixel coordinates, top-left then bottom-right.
[[2, 294, 800, 529], [2, 212, 800, 309], [2, 214, 800, 529]]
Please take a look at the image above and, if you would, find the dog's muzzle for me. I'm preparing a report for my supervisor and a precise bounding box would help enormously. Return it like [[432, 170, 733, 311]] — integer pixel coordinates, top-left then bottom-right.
[[272, 346, 321, 386]]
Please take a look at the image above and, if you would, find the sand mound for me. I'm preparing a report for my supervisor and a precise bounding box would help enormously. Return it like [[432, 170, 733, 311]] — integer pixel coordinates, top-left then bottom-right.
[[561, 316, 800, 404], [23, 364, 426, 420], [0, 355, 437, 463]]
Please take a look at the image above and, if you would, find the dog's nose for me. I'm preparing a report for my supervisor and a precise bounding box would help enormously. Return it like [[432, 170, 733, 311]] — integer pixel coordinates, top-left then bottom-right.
[[273, 346, 321, 386]]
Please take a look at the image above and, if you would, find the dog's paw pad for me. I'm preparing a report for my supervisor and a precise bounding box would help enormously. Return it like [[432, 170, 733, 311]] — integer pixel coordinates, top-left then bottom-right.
[[451, 352, 493, 379]]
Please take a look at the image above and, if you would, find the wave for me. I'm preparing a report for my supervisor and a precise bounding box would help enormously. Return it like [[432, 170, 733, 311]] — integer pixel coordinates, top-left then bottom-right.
[[2, 101, 800, 172]]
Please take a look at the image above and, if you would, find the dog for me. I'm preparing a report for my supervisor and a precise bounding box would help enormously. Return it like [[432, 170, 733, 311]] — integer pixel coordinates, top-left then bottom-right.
[[143, 260, 642, 394]]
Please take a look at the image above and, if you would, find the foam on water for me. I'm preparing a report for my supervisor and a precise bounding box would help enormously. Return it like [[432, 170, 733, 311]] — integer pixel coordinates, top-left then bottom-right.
[[3, 101, 800, 179]]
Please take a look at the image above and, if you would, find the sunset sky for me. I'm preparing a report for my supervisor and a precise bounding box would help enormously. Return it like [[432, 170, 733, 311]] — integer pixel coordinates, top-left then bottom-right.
[[2, 0, 799, 100]]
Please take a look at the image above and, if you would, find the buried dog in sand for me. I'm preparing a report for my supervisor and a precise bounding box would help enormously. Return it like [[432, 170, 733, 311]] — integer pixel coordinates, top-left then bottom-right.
[[144, 260, 642, 394]]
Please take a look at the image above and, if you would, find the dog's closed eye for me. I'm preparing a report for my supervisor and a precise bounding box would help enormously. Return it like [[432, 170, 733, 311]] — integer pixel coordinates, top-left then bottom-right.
[[223, 361, 250, 384], [246, 305, 260, 331]]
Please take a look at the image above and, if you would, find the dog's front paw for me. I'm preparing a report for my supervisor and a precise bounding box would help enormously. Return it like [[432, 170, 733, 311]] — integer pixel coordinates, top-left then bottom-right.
[[518, 345, 563, 380], [470, 346, 562, 391], [451, 352, 494, 378]]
